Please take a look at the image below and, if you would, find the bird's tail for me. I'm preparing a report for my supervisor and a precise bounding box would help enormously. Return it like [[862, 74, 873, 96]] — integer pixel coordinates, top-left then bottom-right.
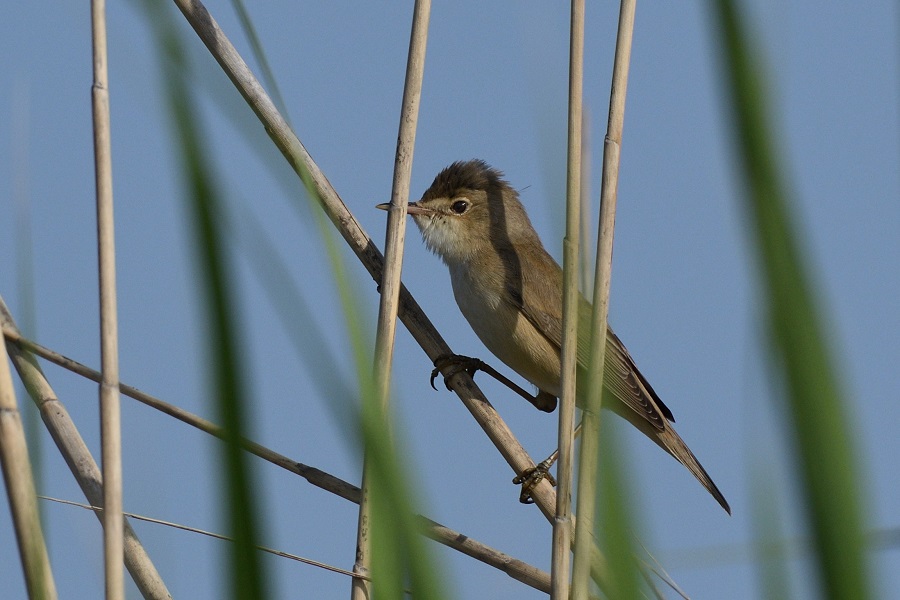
[[617, 406, 731, 514]]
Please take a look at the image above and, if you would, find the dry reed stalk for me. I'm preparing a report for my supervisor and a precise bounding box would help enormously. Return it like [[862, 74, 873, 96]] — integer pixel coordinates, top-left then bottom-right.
[[570, 0, 636, 597], [0, 326, 555, 592], [0, 318, 57, 599], [352, 2, 431, 597], [168, 0, 610, 587], [90, 0, 124, 596], [0, 298, 171, 599], [167, 0, 549, 514], [46, 494, 373, 582], [42, 493, 559, 594], [418, 517, 552, 593], [580, 112, 593, 293], [41, 492, 371, 586], [552, 1, 586, 598]]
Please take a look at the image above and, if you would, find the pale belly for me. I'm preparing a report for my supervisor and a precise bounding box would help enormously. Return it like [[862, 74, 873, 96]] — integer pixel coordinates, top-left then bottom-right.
[[449, 266, 562, 397]]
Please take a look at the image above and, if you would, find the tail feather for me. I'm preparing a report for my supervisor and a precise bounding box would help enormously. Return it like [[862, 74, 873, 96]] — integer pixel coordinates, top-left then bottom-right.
[[613, 401, 731, 514], [657, 424, 731, 514]]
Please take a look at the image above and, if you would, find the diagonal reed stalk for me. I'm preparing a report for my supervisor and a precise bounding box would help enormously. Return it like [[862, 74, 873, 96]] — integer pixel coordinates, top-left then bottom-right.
[[551, 0, 585, 597], [0, 309, 56, 599], [90, 0, 124, 596], [165, 0, 614, 589], [572, 0, 639, 598], [1, 323, 554, 592], [167, 0, 550, 515], [43, 495, 376, 584], [353, 2, 431, 597], [0, 297, 171, 599]]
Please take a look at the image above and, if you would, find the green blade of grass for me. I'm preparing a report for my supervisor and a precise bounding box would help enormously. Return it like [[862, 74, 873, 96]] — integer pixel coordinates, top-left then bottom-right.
[[140, 3, 269, 597], [710, 1, 872, 598], [12, 83, 45, 511], [596, 425, 642, 600], [749, 456, 793, 600]]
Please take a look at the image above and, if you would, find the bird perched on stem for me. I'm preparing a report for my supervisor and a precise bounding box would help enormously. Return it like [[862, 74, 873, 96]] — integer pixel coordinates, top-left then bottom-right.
[[378, 159, 730, 514]]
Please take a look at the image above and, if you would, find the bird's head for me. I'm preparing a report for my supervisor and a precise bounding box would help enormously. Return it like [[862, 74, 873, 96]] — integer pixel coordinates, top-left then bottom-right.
[[378, 160, 539, 266]]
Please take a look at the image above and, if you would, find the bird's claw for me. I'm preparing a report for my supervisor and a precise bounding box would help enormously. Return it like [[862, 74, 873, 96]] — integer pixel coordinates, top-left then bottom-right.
[[430, 354, 485, 391], [429, 367, 441, 391], [513, 460, 557, 504]]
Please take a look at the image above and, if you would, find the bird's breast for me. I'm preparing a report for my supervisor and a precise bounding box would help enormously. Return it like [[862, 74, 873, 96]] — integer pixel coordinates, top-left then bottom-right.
[[448, 262, 562, 397]]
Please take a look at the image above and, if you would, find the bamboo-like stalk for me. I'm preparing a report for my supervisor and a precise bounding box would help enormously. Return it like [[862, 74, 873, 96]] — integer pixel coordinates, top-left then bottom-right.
[[352, 3, 431, 597], [551, 1, 585, 598], [0, 325, 554, 592], [417, 517, 552, 593], [167, 0, 610, 587], [0, 298, 172, 600], [580, 112, 593, 293], [571, 0, 636, 597], [90, 0, 124, 597], [0, 316, 57, 599]]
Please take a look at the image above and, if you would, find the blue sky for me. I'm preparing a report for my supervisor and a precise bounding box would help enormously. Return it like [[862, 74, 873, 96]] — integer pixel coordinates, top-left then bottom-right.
[[1, 1, 898, 598]]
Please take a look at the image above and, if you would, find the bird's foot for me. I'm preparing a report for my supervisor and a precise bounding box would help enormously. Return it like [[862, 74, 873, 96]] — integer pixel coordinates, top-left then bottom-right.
[[429, 354, 557, 413], [430, 354, 486, 391], [513, 459, 557, 504]]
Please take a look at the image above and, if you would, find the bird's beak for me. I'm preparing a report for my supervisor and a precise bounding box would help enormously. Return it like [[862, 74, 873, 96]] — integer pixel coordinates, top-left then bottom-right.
[[375, 201, 429, 215]]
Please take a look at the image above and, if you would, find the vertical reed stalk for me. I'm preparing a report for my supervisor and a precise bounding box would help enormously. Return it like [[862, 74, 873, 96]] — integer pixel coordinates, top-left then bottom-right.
[[580, 111, 593, 293], [90, 0, 124, 596], [571, 0, 636, 598], [551, 0, 585, 597], [0, 315, 57, 599], [352, 1, 431, 597]]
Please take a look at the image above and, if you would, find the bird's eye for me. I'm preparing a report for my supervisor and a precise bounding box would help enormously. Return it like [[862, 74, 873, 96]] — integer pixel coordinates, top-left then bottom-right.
[[450, 199, 469, 214]]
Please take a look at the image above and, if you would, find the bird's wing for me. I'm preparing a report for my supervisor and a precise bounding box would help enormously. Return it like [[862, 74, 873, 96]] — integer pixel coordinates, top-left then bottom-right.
[[576, 296, 672, 429], [507, 265, 674, 429], [599, 320, 675, 426]]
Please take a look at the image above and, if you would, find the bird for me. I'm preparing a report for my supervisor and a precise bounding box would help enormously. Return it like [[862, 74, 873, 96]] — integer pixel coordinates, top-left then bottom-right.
[[379, 159, 730, 513]]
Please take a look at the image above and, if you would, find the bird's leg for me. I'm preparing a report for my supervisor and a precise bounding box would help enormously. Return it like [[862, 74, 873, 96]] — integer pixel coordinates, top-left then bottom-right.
[[430, 354, 557, 412], [513, 421, 583, 504]]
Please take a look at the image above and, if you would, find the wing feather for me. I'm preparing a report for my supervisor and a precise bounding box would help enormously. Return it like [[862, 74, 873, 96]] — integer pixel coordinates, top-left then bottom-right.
[[507, 274, 674, 429]]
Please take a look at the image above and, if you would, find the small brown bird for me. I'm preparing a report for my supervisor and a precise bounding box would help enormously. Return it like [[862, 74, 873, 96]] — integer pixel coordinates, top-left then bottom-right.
[[382, 159, 730, 513]]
